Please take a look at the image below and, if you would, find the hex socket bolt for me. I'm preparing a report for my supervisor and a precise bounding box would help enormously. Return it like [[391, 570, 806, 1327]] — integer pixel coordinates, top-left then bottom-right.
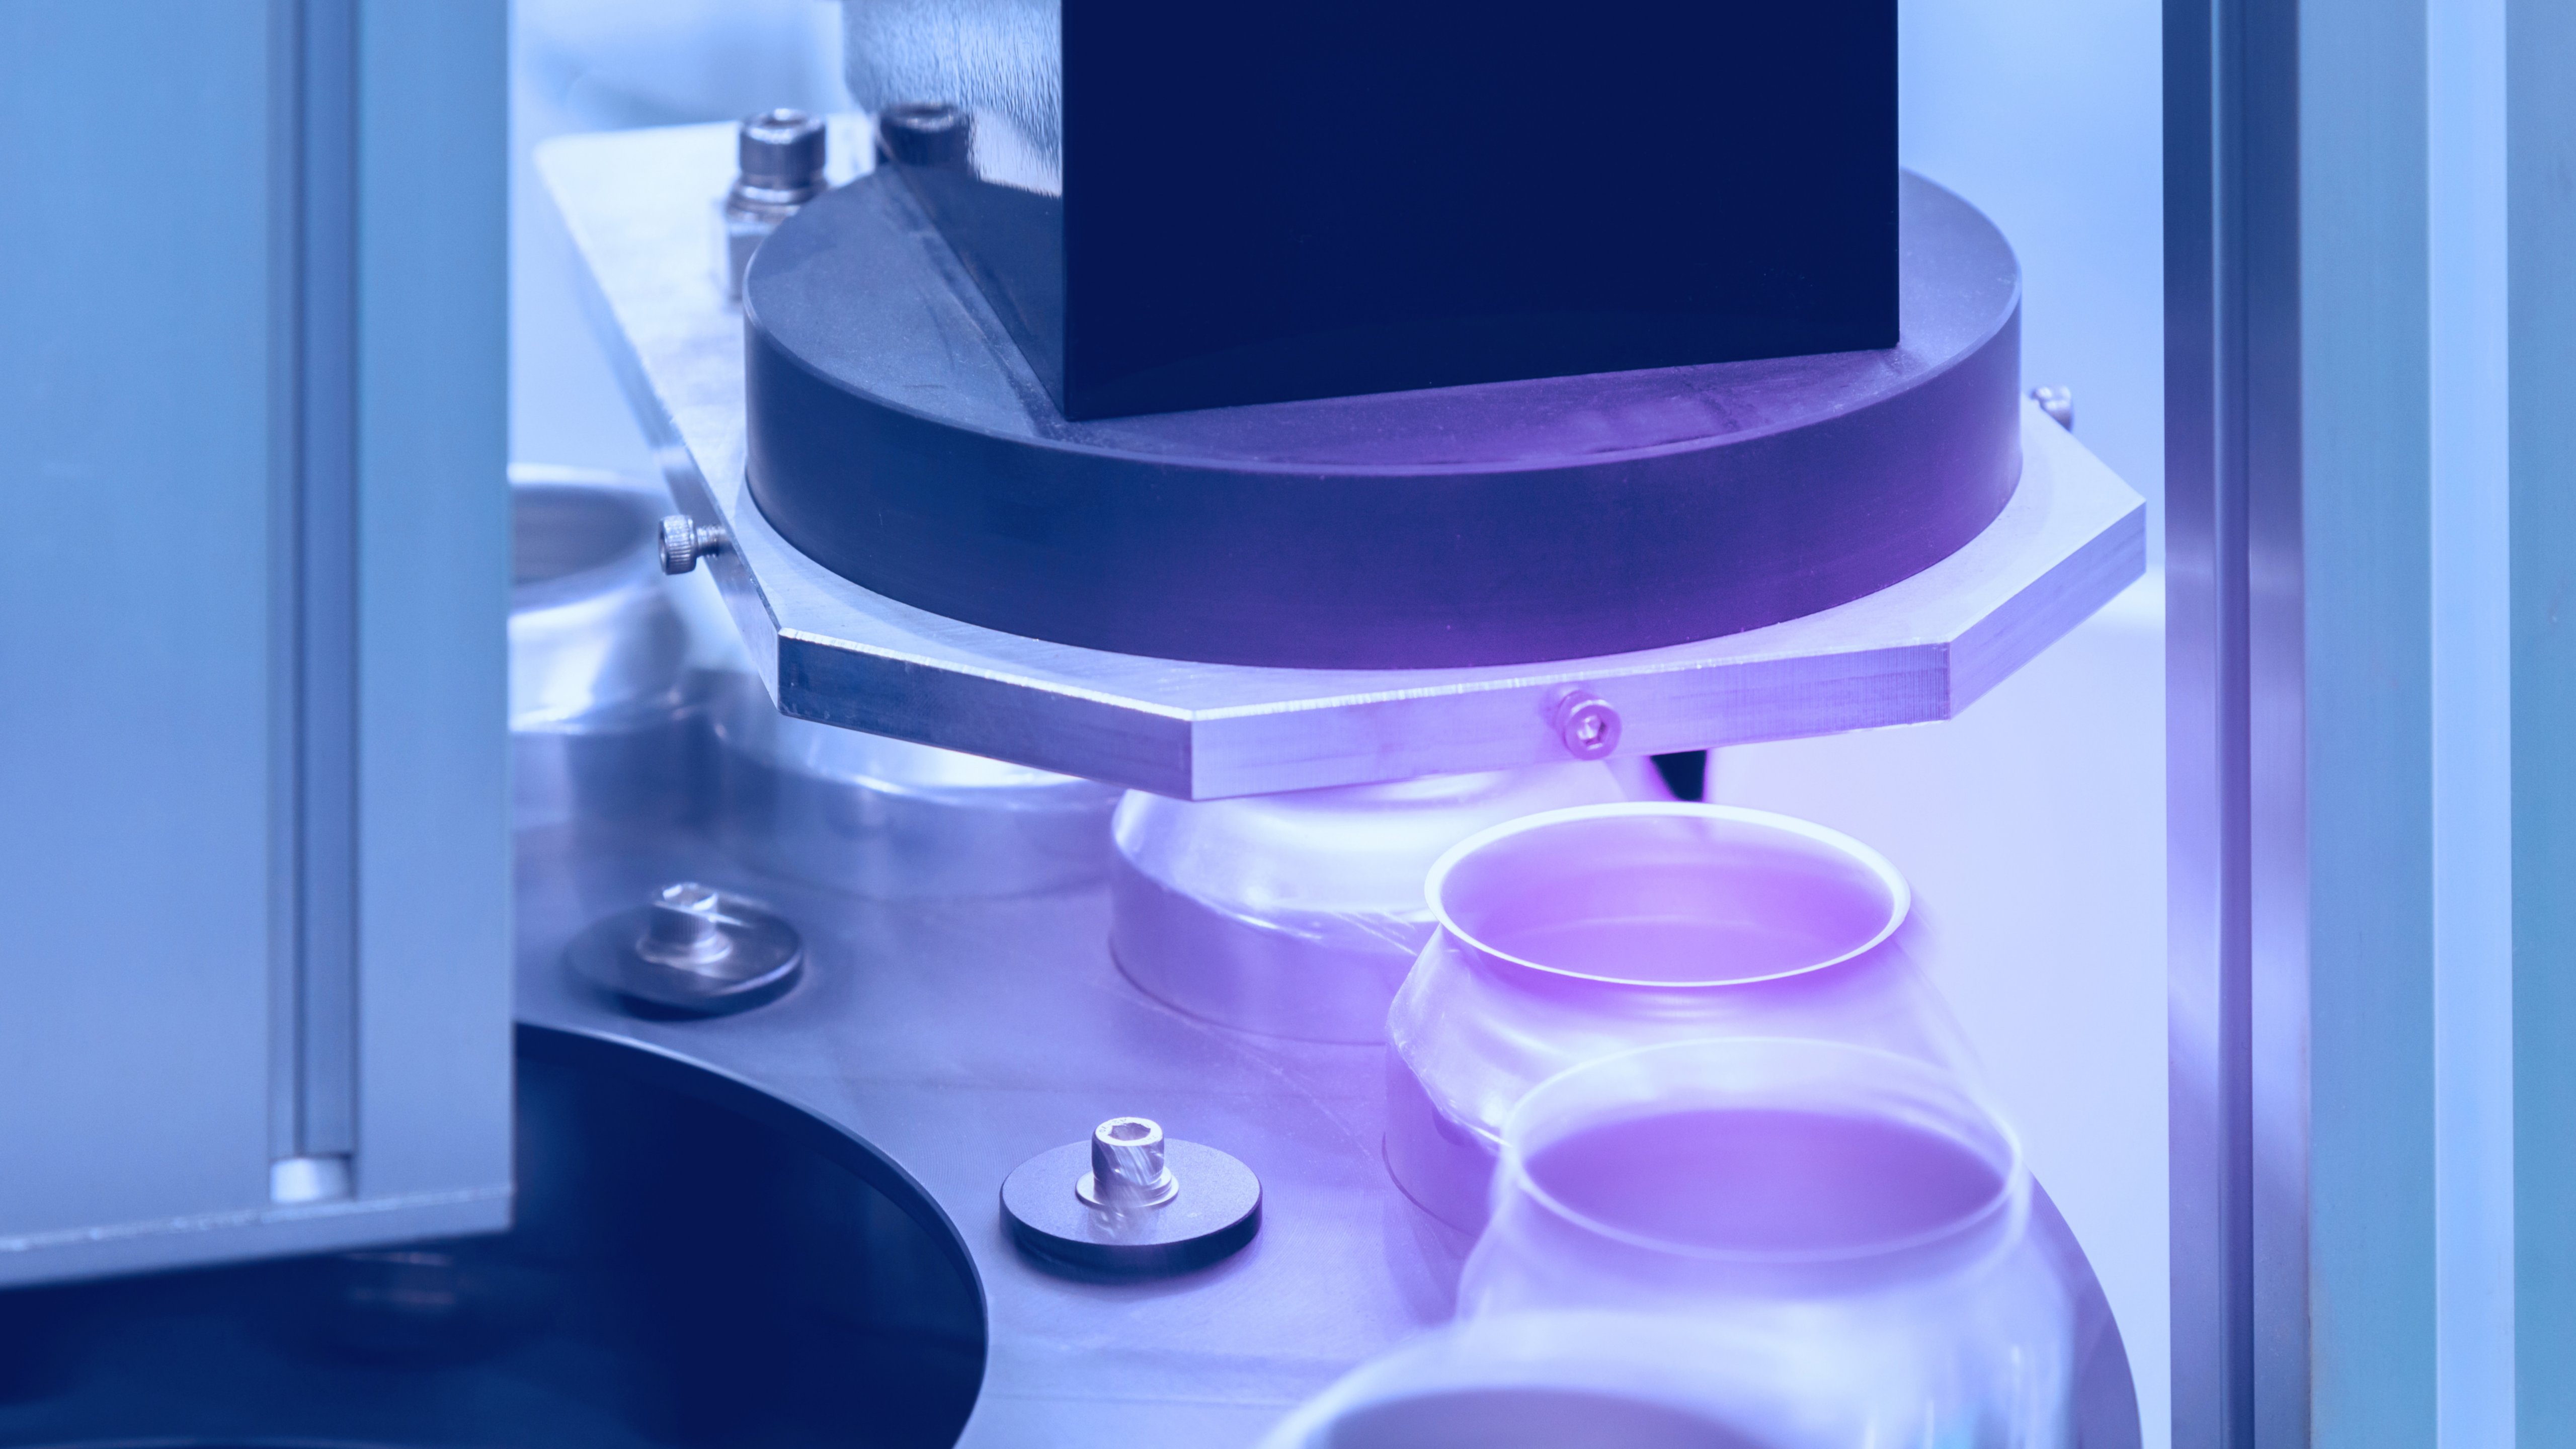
[[1081, 1117, 1180, 1210], [876, 101, 973, 170], [736, 108, 827, 202], [1552, 689, 1623, 760]]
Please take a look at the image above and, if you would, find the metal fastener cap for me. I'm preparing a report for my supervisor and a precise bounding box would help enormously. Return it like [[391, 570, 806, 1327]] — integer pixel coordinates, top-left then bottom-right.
[[737, 108, 827, 199], [564, 882, 803, 1018], [1080, 1117, 1181, 1209], [876, 102, 973, 170], [660, 514, 726, 575], [1002, 1118, 1260, 1277], [1551, 689, 1622, 760]]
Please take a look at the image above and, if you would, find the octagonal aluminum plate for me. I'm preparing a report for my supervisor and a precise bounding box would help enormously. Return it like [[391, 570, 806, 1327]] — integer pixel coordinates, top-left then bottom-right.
[[540, 123, 2145, 800]]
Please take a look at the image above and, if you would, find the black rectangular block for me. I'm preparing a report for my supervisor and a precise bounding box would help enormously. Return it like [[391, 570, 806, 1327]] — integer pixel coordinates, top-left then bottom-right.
[[878, 1, 1897, 420]]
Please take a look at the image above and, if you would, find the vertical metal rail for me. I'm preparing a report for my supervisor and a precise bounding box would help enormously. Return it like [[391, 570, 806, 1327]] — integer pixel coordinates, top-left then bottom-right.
[[269, 0, 362, 1199], [2169, 0, 2443, 1443], [2509, 0, 2576, 1437], [2164, 0, 2262, 1435], [2427, 0, 2515, 1439], [0, 0, 508, 1287]]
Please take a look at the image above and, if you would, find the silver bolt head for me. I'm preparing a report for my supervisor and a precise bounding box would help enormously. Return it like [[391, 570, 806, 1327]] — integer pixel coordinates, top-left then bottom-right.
[[876, 102, 973, 170], [1552, 690, 1623, 760], [566, 883, 804, 1016], [737, 108, 827, 198], [2030, 384, 2075, 431], [638, 882, 736, 971], [659, 515, 697, 573], [1080, 1116, 1181, 1210], [660, 515, 725, 574]]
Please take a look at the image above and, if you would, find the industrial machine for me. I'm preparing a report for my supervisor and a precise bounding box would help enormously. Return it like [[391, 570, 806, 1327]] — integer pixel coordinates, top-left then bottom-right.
[[9, 2, 2553, 1447]]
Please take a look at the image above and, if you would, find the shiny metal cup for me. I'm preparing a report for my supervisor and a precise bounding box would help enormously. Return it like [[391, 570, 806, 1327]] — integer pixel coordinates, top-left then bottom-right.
[[712, 673, 1118, 899], [1384, 804, 1973, 1230], [1109, 767, 1630, 1043], [510, 473, 718, 833]]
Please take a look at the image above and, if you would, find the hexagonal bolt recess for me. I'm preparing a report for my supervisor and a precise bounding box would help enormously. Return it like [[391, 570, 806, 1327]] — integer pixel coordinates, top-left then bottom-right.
[[1079, 1117, 1181, 1209], [1002, 1116, 1261, 1277], [1552, 689, 1623, 760]]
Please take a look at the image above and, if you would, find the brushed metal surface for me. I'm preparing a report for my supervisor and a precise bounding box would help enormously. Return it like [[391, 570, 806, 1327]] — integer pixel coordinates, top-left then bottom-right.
[[539, 122, 2147, 799], [511, 811, 2136, 1448], [711, 669, 1119, 899], [1107, 767, 1630, 1044]]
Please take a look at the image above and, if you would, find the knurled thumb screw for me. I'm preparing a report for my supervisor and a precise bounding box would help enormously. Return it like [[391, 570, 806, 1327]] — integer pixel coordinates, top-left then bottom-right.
[[661, 515, 727, 575]]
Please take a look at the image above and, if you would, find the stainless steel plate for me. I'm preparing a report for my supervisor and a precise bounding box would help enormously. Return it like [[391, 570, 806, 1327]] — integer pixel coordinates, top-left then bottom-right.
[[539, 124, 2147, 799]]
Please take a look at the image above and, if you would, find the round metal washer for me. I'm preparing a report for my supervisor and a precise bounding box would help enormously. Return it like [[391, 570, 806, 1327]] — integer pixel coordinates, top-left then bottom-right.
[[564, 888, 804, 1018], [1001, 1139, 1261, 1276]]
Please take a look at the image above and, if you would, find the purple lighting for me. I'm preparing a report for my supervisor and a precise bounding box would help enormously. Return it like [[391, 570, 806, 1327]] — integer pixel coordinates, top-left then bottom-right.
[[1455, 1039, 2077, 1444], [1525, 1108, 2008, 1259], [1384, 803, 1975, 1230]]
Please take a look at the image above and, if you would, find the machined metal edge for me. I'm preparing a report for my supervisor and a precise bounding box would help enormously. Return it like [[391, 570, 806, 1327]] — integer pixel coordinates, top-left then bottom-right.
[[540, 123, 2146, 800]]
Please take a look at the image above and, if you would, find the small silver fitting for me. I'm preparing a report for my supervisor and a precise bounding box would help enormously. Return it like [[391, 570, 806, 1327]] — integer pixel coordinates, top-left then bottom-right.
[[736, 109, 827, 201], [2030, 384, 2074, 431], [660, 514, 726, 574], [1551, 689, 1622, 760], [718, 109, 828, 300], [875, 102, 973, 170], [1002, 1117, 1260, 1274], [565, 881, 806, 1018], [636, 882, 736, 971], [1079, 1116, 1181, 1210]]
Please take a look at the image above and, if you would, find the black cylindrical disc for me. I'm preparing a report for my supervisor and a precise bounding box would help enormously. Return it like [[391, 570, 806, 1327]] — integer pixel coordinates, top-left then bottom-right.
[[744, 171, 2021, 670]]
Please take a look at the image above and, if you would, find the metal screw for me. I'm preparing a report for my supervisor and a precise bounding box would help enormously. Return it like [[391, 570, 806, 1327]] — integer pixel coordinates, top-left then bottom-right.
[[720, 110, 827, 300], [2030, 385, 2074, 431], [635, 883, 737, 972], [876, 101, 974, 170], [1003, 1118, 1259, 1274], [660, 514, 726, 574], [735, 108, 828, 204], [566, 882, 804, 1017], [1552, 689, 1623, 760], [1078, 1116, 1181, 1210]]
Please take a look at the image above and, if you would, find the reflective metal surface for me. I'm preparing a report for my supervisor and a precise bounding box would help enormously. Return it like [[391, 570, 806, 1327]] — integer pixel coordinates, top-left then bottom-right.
[[538, 122, 2146, 797], [1108, 767, 1628, 1043], [714, 108, 825, 300], [507, 795, 2135, 1447], [1459, 1040, 2077, 1444], [509, 468, 716, 832], [1255, 1312, 1802, 1449], [713, 671, 1117, 899], [1001, 1121, 1263, 1278], [1384, 806, 1973, 1229], [564, 881, 805, 1016]]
